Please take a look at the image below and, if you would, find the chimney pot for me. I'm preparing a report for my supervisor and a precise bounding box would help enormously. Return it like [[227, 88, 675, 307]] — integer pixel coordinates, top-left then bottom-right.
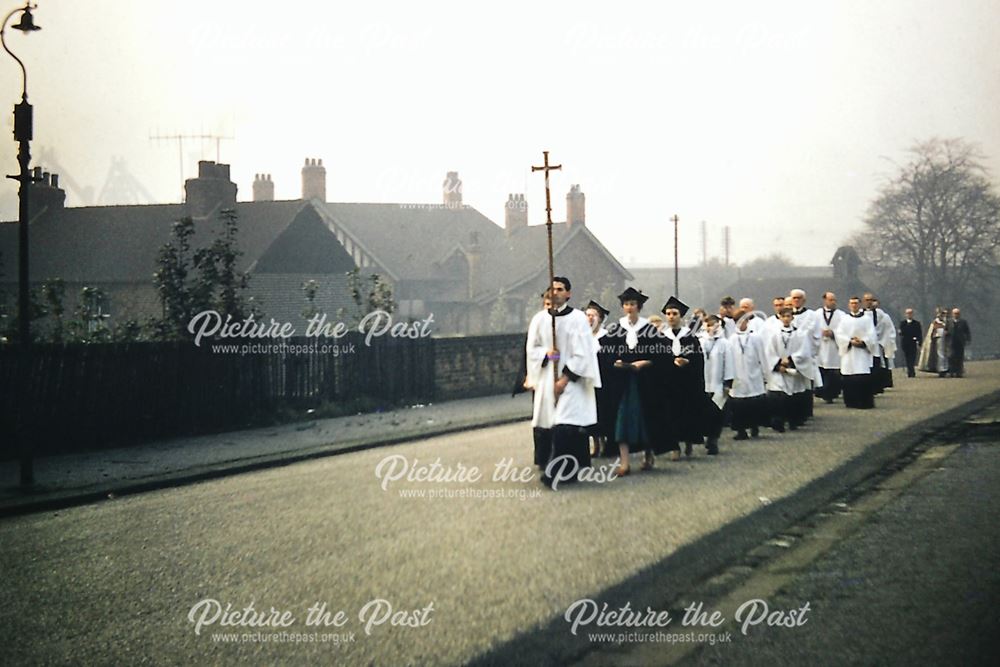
[[185, 161, 237, 217], [443, 171, 463, 209], [566, 184, 585, 228], [504, 191, 528, 236], [29, 168, 66, 213], [253, 170, 275, 201], [301, 157, 327, 201]]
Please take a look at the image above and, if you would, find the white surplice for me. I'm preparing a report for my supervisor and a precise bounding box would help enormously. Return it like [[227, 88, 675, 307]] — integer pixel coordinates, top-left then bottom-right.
[[731, 330, 769, 398], [869, 307, 897, 369], [792, 308, 822, 355], [814, 307, 846, 370], [765, 326, 816, 395], [700, 330, 735, 403], [835, 312, 878, 375], [526, 305, 602, 429]]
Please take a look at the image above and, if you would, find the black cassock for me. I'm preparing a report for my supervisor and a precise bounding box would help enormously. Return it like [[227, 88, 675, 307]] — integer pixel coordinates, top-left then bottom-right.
[[597, 321, 671, 454], [591, 330, 618, 443], [658, 328, 705, 448]]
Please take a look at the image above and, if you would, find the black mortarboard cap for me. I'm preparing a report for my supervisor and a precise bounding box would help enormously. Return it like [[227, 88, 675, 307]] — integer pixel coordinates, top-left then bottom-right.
[[585, 300, 610, 319], [617, 287, 649, 306], [661, 295, 689, 316]]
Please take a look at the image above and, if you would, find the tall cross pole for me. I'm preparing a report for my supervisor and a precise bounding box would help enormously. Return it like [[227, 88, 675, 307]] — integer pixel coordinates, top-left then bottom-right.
[[532, 150, 562, 386], [671, 213, 680, 297]]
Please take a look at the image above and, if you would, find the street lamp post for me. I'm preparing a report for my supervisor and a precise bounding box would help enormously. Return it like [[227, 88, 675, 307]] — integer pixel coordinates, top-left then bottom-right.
[[3, 1, 40, 486], [3, 2, 39, 345]]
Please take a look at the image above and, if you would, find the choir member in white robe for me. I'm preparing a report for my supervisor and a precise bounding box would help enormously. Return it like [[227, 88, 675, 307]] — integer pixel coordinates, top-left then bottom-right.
[[836, 296, 879, 409], [526, 277, 601, 485], [765, 307, 817, 431], [730, 319, 770, 439], [790, 290, 822, 356], [814, 291, 846, 403], [719, 296, 739, 340], [790, 289, 822, 418], [699, 315, 735, 453], [522, 292, 553, 461], [737, 298, 766, 335], [513, 292, 552, 397], [864, 293, 897, 393], [762, 296, 786, 344]]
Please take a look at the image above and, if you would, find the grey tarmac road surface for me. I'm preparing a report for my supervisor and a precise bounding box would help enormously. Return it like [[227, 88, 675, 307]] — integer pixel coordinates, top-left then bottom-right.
[[682, 414, 1000, 666], [2, 363, 999, 665]]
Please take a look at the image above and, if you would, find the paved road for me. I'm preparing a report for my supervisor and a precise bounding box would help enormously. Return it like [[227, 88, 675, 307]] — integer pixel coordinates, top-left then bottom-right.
[[0, 393, 533, 514], [2, 365, 999, 665], [684, 414, 1000, 666]]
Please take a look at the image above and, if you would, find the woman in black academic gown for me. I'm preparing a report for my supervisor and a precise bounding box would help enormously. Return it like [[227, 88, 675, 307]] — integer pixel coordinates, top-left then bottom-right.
[[657, 296, 705, 457], [601, 288, 670, 475]]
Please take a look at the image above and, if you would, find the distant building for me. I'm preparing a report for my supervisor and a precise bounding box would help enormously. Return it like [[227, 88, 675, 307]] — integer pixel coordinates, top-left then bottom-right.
[[0, 160, 631, 336], [626, 265, 742, 315], [712, 246, 873, 314]]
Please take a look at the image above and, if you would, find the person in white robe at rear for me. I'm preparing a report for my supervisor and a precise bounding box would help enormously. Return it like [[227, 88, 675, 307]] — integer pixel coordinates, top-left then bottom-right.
[[864, 293, 897, 393], [765, 306, 817, 431], [790, 288, 822, 418], [699, 315, 735, 454], [736, 297, 765, 335], [836, 296, 879, 409], [814, 291, 846, 404], [526, 276, 601, 487], [761, 295, 786, 346], [729, 316, 770, 440]]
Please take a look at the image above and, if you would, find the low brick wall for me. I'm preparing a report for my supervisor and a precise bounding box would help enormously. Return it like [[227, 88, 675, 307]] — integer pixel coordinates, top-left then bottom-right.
[[433, 334, 524, 400]]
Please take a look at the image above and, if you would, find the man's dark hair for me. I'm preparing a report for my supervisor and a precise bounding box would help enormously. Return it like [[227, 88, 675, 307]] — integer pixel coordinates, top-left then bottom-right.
[[553, 276, 571, 292], [720, 296, 736, 307]]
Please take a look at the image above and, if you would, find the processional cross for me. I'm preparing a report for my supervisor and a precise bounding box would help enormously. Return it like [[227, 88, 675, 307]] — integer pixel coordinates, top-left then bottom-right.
[[671, 213, 680, 297], [532, 150, 562, 387]]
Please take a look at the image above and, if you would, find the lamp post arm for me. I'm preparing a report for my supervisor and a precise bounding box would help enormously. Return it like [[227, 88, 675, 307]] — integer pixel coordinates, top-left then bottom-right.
[[1, 7, 29, 97]]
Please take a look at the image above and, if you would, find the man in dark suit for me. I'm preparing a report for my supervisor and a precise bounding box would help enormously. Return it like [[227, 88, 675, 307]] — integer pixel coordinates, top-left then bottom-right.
[[898, 308, 923, 378], [946, 307, 972, 377]]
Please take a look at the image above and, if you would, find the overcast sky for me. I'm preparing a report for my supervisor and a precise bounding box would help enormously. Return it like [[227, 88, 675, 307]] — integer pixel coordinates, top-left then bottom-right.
[[2, 0, 998, 266]]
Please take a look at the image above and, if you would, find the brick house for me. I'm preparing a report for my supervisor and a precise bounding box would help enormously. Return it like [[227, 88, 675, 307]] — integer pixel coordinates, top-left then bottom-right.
[[0, 160, 631, 336]]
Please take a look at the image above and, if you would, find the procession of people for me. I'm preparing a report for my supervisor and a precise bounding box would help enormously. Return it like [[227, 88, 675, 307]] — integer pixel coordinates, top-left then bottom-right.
[[524, 277, 973, 484]]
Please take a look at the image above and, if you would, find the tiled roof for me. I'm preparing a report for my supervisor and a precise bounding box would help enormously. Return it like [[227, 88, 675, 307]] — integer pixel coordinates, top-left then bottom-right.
[[0, 200, 308, 283], [0, 198, 631, 304]]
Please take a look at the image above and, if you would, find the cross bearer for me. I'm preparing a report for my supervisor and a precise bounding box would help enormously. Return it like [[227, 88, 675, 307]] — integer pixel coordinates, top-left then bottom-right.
[[526, 276, 601, 486]]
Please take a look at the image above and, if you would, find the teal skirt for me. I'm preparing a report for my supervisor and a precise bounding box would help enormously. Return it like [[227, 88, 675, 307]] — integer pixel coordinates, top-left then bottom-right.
[[614, 374, 648, 445]]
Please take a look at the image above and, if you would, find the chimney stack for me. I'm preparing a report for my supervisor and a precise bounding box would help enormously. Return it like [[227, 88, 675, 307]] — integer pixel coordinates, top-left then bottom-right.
[[566, 184, 585, 228], [185, 161, 238, 219], [29, 165, 66, 214], [253, 173, 275, 201], [443, 171, 462, 209], [504, 193, 527, 236], [301, 158, 326, 201]]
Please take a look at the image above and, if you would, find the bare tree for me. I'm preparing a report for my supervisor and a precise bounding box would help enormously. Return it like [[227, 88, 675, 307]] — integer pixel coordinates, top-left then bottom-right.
[[856, 138, 1000, 319], [738, 253, 794, 280]]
